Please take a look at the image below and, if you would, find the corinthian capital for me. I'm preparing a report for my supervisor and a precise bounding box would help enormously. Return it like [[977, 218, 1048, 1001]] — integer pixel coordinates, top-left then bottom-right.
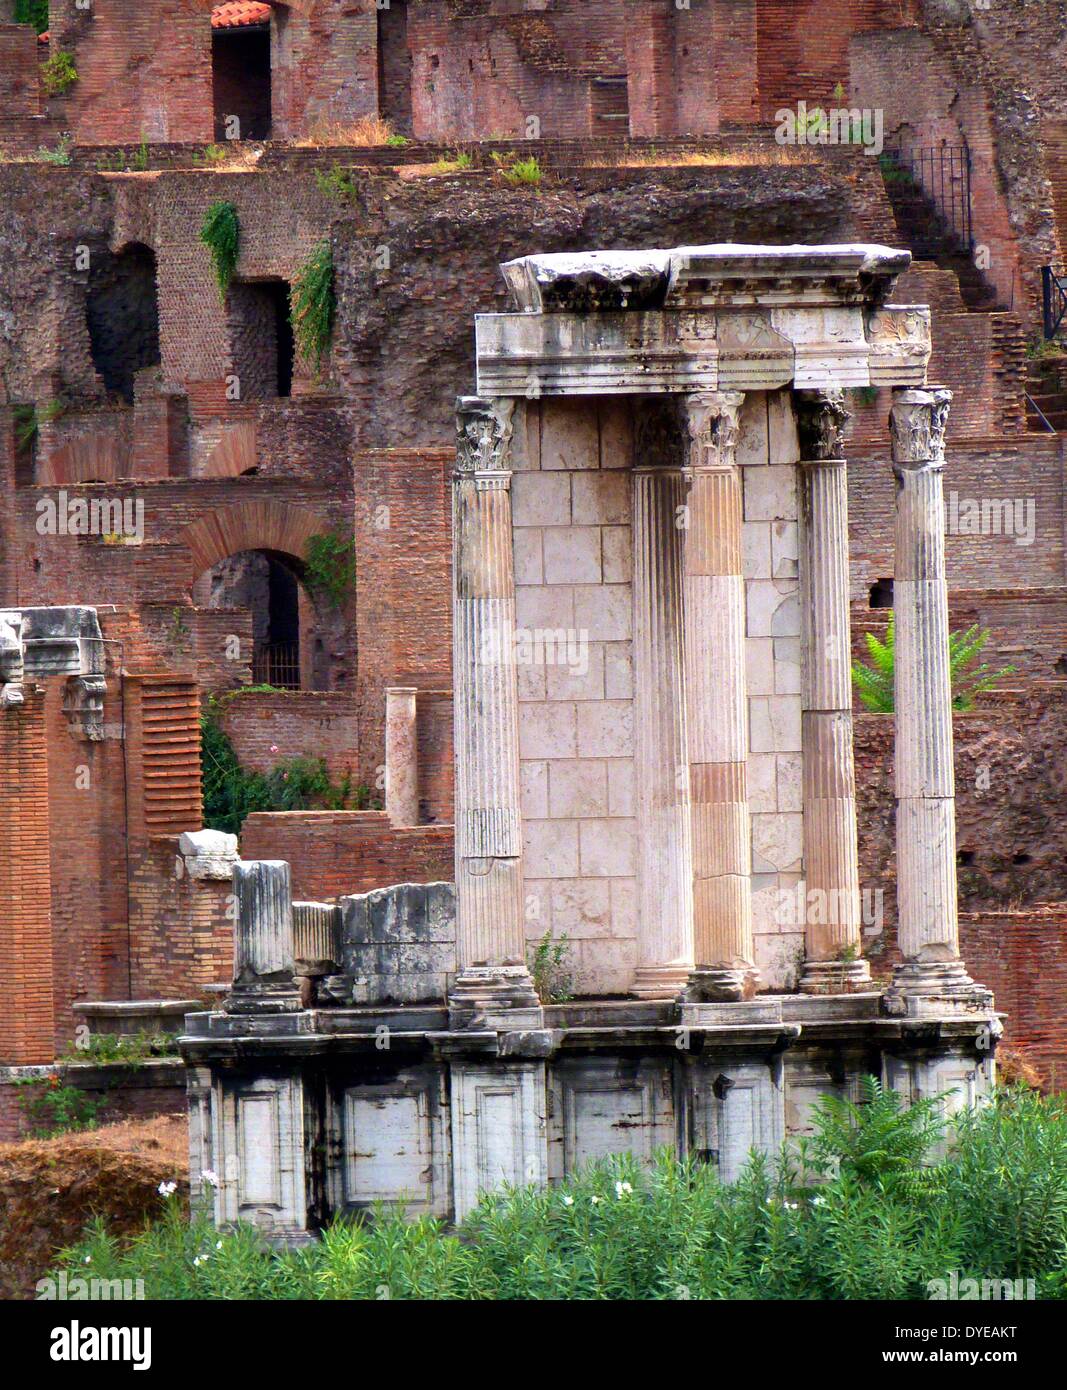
[[795, 389, 851, 462], [682, 390, 744, 469], [889, 387, 952, 467], [455, 396, 515, 477]]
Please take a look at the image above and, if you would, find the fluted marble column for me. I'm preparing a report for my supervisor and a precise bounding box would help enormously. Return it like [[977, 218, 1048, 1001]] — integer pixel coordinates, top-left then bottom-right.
[[631, 408, 694, 998], [228, 859, 301, 1014], [681, 391, 757, 1002], [450, 397, 540, 1025], [887, 387, 979, 1003], [795, 390, 870, 992]]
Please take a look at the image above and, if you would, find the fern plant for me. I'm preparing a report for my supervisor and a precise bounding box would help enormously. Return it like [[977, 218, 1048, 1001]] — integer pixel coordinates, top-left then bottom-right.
[[199, 201, 240, 301], [291, 240, 336, 369], [852, 614, 1015, 712]]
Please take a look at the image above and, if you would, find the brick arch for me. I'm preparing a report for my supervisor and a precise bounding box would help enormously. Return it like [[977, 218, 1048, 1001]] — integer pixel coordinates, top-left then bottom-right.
[[38, 435, 122, 486], [201, 0, 316, 17], [201, 422, 257, 479], [182, 499, 323, 577]]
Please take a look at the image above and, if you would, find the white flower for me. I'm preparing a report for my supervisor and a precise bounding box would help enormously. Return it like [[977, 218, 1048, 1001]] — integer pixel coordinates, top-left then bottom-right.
[[562, 1195, 574, 1207], [812, 1195, 827, 1207], [83, 1255, 91, 1265], [193, 1256, 201, 1267], [158, 1180, 177, 1198], [200, 1169, 220, 1188], [591, 1195, 601, 1205], [216, 1240, 224, 1250], [614, 1180, 633, 1198]]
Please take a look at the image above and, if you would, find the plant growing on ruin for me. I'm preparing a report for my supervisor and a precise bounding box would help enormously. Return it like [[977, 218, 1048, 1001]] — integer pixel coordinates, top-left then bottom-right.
[[494, 153, 543, 187], [429, 150, 473, 175], [14, 0, 48, 34], [199, 200, 240, 301], [200, 709, 373, 834], [304, 529, 354, 608], [290, 241, 336, 369], [314, 164, 359, 204], [14, 1074, 102, 1138], [62, 1031, 179, 1064], [852, 615, 1015, 712], [385, 132, 409, 147], [37, 135, 72, 166], [529, 929, 573, 1003], [41, 49, 78, 98]]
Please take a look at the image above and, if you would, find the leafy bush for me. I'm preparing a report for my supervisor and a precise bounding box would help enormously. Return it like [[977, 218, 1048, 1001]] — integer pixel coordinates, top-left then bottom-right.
[[15, 1075, 102, 1138], [14, 0, 48, 34], [852, 614, 1016, 712], [48, 1083, 1067, 1300], [200, 710, 373, 834], [290, 241, 336, 369], [41, 49, 78, 98], [199, 201, 240, 301], [529, 929, 574, 1003], [304, 530, 355, 609]]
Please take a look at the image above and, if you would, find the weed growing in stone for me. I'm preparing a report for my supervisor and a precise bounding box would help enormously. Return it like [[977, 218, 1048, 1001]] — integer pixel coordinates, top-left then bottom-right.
[[199, 201, 240, 300]]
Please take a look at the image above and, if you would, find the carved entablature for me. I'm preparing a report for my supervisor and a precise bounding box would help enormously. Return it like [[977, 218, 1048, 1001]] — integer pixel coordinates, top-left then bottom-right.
[[889, 387, 953, 468], [476, 244, 930, 399], [795, 389, 852, 463], [0, 611, 24, 708], [0, 606, 106, 738], [454, 395, 515, 478]]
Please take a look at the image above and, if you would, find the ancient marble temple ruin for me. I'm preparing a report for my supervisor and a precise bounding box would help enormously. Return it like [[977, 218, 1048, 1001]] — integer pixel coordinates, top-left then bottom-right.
[[181, 244, 999, 1235]]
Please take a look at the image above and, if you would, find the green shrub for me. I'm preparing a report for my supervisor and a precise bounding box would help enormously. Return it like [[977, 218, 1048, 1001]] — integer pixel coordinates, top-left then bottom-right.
[[15, 1075, 102, 1138], [499, 155, 542, 187], [290, 240, 336, 369], [199, 201, 240, 301], [200, 709, 373, 834], [41, 49, 78, 98], [304, 530, 355, 609], [47, 1084, 1067, 1300], [852, 614, 1016, 712], [529, 929, 573, 1003], [62, 1031, 180, 1065], [14, 0, 48, 34]]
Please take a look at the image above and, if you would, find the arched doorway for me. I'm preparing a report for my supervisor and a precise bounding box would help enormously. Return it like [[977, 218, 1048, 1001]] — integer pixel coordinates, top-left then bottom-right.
[[193, 548, 319, 690]]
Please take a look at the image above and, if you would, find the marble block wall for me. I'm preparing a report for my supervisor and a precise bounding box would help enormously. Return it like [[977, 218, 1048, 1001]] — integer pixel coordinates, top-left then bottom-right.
[[512, 390, 809, 996]]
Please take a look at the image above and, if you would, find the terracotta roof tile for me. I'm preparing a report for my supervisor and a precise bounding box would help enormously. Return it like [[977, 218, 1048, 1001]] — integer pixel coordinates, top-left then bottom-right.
[[211, 2, 272, 28]]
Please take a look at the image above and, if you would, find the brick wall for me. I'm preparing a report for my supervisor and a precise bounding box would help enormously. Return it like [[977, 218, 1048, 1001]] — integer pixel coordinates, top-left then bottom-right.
[[0, 694, 54, 1064], [240, 810, 453, 902]]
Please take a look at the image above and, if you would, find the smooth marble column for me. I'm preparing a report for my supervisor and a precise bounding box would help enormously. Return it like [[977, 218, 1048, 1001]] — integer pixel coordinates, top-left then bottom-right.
[[385, 686, 419, 827], [886, 387, 981, 1004], [450, 396, 540, 1026], [631, 406, 694, 998], [681, 391, 757, 1002], [795, 390, 870, 992]]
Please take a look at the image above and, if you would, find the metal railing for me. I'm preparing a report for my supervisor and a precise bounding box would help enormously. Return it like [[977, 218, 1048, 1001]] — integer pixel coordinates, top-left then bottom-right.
[[883, 142, 973, 256], [1042, 265, 1067, 339], [252, 641, 300, 690]]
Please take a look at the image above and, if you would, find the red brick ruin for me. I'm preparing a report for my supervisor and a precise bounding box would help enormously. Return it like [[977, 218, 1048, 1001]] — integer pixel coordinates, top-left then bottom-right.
[[2, 0, 1067, 1135]]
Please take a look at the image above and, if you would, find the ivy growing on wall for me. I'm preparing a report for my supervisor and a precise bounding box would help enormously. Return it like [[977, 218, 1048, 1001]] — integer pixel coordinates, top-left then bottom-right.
[[199, 201, 240, 301], [304, 530, 355, 609], [290, 240, 336, 369]]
